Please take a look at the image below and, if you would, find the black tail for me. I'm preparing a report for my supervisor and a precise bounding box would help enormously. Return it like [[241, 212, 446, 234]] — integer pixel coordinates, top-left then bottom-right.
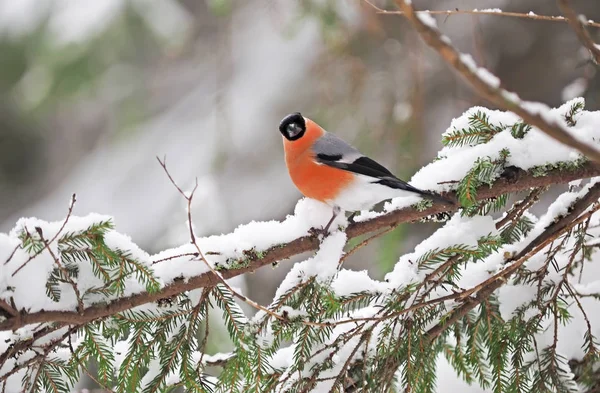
[[376, 176, 455, 206]]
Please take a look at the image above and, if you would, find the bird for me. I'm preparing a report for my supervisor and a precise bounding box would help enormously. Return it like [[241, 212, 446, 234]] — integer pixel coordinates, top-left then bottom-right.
[[279, 112, 452, 233]]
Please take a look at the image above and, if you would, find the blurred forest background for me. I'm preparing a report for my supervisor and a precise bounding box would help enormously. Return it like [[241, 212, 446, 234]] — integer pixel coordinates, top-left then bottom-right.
[[1, 0, 600, 319]]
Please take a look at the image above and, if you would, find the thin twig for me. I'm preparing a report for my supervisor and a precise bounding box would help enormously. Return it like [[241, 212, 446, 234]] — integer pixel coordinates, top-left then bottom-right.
[[35, 227, 85, 314], [197, 289, 211, 368], [362, 2, 600, 29], [151, 252, 199, 265], [156, 156, 198, 244], [495, 187, 544, 228], [338, 226, 396, 266], [10, 194, 77, 275], [157, 157, 332, 329], [557, 0, 600, 65], [3, 245, 20, 266]]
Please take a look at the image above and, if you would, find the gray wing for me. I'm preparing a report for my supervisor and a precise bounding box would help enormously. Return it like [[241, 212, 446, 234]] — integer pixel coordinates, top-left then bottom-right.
[[312, 132, 430, 196], [312, 132, 362, 163]]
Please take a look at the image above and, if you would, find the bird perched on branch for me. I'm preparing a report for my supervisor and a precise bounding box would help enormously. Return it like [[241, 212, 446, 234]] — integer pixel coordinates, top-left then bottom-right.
[[279, 112, 452, 233]]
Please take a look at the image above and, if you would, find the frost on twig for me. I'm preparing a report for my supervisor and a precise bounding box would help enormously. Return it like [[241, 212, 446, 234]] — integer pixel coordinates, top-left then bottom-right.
[[2, 101, 600, 391]]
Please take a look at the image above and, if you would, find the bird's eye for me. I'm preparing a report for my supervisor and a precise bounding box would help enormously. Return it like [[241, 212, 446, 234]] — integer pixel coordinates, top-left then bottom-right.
[[287, 123, 301, 137]]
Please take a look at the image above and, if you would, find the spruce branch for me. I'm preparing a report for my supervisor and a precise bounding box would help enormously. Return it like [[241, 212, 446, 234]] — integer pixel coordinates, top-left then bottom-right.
[[425, 183, 600, 342], [0, 326, 79, 384], [9, 193, 77, 276], [156, 156, 340, 331], [495, 187, 544, 228], [35, 226, 85, 314], [393, 0, 600, 163], [0, 163, 599, 332], [340, 183, 600, 390]]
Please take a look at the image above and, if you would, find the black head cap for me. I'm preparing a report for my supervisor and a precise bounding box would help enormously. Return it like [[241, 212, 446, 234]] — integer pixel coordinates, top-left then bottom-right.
[[279, 112, 306, 141]]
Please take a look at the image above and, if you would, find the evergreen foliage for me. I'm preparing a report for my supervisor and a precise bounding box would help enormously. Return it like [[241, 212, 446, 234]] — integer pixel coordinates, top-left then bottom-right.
[[1, 100, 600, 392]]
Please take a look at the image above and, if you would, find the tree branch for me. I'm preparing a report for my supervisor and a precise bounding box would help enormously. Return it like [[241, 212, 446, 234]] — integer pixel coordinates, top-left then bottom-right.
[[425, 182, 600, 340], [557, 0, 600, 65], [342, 179, 600, 390], [362, 3, 600, 29], [393, 0, 600, 163], [0, 163, 599, 332]]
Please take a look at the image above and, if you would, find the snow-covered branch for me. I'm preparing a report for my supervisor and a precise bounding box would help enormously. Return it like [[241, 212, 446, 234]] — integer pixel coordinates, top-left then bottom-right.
[[394, 0, 600, 163], [0, 162, 597, 333], [3, 101, 600, 391]]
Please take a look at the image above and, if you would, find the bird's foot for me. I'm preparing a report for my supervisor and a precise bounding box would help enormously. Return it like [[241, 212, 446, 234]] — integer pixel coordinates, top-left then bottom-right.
[[347, 211, 358, 224], [309, 226, 329, 238]]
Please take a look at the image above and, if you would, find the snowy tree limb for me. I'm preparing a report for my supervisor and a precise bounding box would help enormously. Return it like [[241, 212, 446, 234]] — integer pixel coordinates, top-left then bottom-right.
[[344, 180, 600, 390], [393, 0, 600, 163], [0, 162, 599, 333], [426, 182, 600, 341], [557, 0, 600, 65]]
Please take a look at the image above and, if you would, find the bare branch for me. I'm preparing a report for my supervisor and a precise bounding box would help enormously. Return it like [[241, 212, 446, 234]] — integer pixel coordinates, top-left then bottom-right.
[[0, 300, 17, 319], [394, 0, 600, 163], [557, 0, 600, 65], [495, 187, 544, 228], [152, 252, 199, 265], [362, 2, 600, 29]]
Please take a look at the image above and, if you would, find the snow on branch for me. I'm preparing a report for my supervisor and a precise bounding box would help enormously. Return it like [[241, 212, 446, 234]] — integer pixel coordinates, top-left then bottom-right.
[[3, 101, 600, 391], [557, 0, 600, 65], [0, 161, 598, 332], [394, 0, 600, 164], [364, 1, 600, 29]]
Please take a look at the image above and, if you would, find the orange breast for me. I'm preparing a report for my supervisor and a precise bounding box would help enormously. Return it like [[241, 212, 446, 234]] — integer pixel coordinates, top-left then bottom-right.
[[286, 152, 355, 202], [283, 120, 355, 203]]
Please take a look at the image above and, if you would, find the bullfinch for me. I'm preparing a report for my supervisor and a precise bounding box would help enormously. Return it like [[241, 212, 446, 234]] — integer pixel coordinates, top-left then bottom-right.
[[279, 112, 452, 233]]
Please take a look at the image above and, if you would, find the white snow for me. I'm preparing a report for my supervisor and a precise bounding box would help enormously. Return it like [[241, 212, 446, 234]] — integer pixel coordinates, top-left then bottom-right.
[[459, 53, 501, 88], [331, 269, 388, 297], [404, 98, 596, 194], [473, 8, 502, 13], [416, 12, 438, 29], [270, 231, 347, 302], [3, 97, 600, 390], [386, 214, 497, 288], [199, 351, 233, 365]]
